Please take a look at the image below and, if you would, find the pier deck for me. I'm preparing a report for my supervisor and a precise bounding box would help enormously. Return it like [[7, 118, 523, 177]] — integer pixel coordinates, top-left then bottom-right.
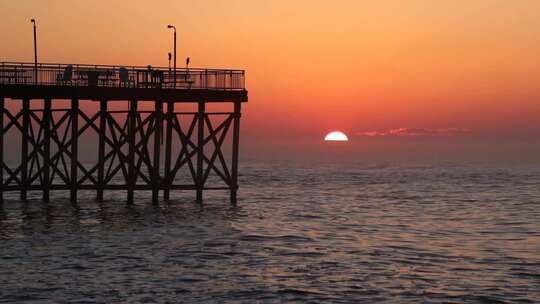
[[0, 62, 247, 204]]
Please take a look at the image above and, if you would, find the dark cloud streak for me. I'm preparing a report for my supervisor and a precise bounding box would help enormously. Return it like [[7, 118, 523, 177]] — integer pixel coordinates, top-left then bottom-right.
[[356, 127, 472, 137]]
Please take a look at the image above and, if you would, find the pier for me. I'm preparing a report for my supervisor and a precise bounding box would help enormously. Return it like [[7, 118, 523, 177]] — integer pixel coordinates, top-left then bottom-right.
[[0, 62, 247, 204]]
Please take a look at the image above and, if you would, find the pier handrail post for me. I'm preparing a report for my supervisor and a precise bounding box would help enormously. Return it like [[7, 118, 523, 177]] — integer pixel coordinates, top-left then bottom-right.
[[196, 101, 205, 203], [70, 98, 79, 203], [97, 100, 107, 202], [230, 101, 241, 205], [152, 100, 162, 203], [43, 98, 51, 202], [163, 100, 174, 200]]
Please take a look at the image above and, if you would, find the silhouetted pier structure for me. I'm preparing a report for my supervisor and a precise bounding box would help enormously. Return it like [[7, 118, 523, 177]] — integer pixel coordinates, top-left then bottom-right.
[[0, 62, 247, 204]]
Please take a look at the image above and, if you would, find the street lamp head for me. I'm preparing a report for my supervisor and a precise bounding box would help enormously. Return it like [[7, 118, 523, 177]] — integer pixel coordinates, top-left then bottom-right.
[[31, 18, 36, 23], [167, 24, 175, 29]]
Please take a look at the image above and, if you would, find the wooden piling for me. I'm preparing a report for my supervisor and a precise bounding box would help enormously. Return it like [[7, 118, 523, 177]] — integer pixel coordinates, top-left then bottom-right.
[[20, 98, 29, 201], [196, 101, 205, 203], [152, 100, 162, 203], [230, 101, 242, 205], [127, 100, 137, 204], [0, 97, 4, 204], [43, 98, 51, 202], [163, 101, 173, 201], [97, 100, 107, 201], [70, 98, 79, 203]]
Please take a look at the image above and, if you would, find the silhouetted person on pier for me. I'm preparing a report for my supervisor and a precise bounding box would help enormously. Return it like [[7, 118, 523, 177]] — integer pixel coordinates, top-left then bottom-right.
[[152, 70, 164, 88], [119, 67, 129, 87], [56, 65, 72, 85], [147, 65, 163, 88]]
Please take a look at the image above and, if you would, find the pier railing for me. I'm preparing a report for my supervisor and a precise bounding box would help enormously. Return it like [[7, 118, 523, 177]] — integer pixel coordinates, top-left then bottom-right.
[[0, 62, 245, 90]]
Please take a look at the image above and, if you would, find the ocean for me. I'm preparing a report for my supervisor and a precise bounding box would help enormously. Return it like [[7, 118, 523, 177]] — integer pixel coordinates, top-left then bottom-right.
[[1, 160, 539, 303]]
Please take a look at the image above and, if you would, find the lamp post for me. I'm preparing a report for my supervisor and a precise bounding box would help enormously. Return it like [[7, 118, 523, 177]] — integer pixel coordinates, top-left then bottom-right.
[[168, 52, 172, 76], [31, 18, 38, 84], [167, 25, 176, 88]]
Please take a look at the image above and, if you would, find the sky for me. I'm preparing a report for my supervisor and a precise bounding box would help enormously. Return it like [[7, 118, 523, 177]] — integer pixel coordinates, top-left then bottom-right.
[[1, 0, 539, 162]]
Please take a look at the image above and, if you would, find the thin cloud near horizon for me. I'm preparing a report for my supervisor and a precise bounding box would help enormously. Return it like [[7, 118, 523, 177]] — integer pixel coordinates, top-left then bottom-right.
[[356, 127, 472, 137]]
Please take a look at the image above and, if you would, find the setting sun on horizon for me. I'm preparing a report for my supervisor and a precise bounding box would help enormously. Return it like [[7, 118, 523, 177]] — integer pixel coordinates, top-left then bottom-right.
[[324, 131, 349, 142]]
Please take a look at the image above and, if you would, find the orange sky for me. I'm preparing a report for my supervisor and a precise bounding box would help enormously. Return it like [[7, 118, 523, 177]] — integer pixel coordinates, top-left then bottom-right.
[[1, 0, 539, 161]]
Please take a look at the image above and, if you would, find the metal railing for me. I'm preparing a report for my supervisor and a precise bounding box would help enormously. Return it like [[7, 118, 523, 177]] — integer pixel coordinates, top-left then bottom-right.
[[0, 62, 245, 90]]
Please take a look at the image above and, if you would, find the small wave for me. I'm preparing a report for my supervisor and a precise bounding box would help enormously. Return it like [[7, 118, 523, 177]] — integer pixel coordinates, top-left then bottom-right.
[[240, 234, 314, 242]]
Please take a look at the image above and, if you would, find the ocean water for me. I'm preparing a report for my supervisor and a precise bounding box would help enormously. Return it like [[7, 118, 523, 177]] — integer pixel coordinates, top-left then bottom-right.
[[0, 160, 539, 303]]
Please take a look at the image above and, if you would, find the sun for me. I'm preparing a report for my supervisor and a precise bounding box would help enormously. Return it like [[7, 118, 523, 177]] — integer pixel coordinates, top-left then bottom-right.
[[324, 131, 349, 141]]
